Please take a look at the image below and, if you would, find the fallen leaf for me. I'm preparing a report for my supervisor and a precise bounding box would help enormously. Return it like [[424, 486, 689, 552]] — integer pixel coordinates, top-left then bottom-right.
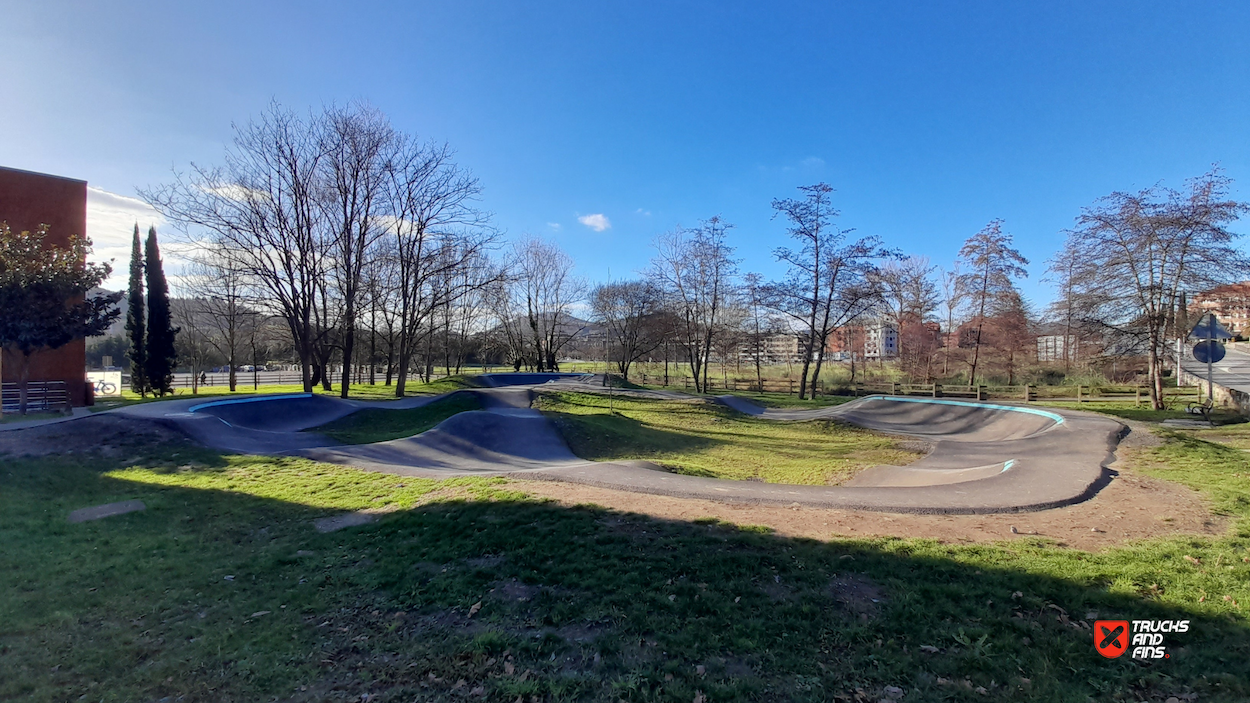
[[693, 692, 706, 703], [919, 645, 940, 654], [468, 601, 482, 617], [696, 664, 705, 676], [250, 611, 270, 618], [1183, 555, 1201, 566]]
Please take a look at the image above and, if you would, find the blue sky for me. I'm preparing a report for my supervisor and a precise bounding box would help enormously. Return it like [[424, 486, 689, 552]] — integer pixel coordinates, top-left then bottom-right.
[[2, 1, 1248, 303]]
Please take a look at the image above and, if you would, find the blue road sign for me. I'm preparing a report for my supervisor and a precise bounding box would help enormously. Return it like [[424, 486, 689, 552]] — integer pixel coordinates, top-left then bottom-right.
[[1189, 313, 1234, 340], [1193, 340, 1226, 364]]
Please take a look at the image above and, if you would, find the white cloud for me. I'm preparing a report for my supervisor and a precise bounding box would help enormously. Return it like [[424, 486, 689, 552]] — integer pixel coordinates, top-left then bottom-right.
[[577, 213, 610, 232], [547, 222, 562, 231], [800, 156, 826, 169], [86, 187, 166, 291], [635, 208, 651, 216]]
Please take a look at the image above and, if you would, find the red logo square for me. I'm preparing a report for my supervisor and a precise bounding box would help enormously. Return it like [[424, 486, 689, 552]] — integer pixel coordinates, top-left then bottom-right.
[[1095, 620, 1129, 658]]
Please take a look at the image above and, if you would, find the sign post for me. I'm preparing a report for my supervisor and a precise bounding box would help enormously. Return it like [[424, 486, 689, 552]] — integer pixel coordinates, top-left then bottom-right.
[[1189, 313, 1232, 403]]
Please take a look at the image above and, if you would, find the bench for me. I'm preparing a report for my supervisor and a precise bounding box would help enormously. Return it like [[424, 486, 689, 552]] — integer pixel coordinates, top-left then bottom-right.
[[1187, 397, 1214, 422]]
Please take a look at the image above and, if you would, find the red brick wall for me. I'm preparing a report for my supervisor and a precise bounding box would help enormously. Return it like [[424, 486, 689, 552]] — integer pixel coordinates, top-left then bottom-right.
[[0, 166, 90, 406]]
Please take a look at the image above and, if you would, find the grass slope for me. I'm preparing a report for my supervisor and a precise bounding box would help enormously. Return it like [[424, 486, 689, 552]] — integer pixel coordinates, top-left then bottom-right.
[[313, 393, 484, 444], [535, 391, 920, 485], [2, 429, 1250, 701]]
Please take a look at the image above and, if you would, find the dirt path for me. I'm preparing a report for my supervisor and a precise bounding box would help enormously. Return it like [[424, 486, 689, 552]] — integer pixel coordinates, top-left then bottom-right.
[[509, 446, 1224, 551]]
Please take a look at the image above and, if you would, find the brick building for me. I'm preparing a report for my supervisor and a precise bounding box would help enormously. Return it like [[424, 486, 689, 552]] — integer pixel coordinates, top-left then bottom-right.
[[0, 166, 91, 406], [1191, 282, 1250, 337]]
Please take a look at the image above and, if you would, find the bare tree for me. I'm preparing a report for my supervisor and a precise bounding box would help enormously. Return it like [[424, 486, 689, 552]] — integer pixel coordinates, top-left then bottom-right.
[[320, 103, 397, 397], [875, 256, 940, 361], [1059, 169, 1249, 408], [767, 185, 895, 398], [509, 237, 586, 372], [387, 139, 493, 396], [939, 264, 965, 376], [741, 272, 770, 392], [177, 249, 255, 391], [591, 280, 662, 381], [649, 217, 738, 394], [1043, 245, 1082, 372], [143, 104, 329, 392], [170, 298, 219, 394], [957, 220, 1029, 386]]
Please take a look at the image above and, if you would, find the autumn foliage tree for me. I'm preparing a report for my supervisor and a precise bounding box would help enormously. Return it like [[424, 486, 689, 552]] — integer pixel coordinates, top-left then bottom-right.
[[0, 223, 119, 414], [958, 220, 1029, 386]]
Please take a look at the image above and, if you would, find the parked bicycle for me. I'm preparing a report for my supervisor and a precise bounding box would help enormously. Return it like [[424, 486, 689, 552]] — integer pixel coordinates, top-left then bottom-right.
[[93, 379, 117, 395]]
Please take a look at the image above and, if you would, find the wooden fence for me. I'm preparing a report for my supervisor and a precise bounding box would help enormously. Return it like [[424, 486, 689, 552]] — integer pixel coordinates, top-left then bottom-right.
[[634, 374, 1201, 406], [1, 381, 70, 414]]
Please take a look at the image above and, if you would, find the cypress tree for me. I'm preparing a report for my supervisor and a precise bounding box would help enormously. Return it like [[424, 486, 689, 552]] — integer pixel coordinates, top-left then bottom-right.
[[143, 226, 178, 396], [124, 224, 148, 395]]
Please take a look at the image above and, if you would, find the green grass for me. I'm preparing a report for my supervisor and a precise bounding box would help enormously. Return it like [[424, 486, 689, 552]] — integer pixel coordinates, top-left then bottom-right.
[[1192, 422, 1250, 451], [3, 427, 1250, 701], [0, 411, 64, 424], [91, 376, 482, 411], [535, 391, 920, 485], [633, 383, 858, 409], [1037, 399, 1248, 425], [312, 393, 485, 444]]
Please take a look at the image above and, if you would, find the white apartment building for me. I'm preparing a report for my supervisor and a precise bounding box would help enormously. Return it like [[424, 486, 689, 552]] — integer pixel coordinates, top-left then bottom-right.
[[864, 321, 898, 360]]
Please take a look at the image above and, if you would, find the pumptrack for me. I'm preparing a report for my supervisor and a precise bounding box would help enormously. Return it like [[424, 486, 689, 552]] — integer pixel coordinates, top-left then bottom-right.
[[110, 373, 1125, 514]]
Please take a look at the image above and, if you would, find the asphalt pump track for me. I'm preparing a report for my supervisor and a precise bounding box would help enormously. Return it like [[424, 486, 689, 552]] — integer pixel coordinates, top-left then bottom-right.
[[106, 373, 1125, 514]]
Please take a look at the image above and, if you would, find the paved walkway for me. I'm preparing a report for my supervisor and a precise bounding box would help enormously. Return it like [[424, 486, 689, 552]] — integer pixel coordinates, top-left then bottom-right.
[[20, 373, 1126, 514]]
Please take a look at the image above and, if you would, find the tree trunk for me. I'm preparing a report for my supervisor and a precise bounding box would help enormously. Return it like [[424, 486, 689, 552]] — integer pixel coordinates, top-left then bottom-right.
[[340, 325, 355, 399]]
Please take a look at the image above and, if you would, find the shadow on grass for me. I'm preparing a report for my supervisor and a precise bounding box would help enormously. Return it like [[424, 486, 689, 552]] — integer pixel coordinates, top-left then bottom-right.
[[2, 438, 1249, 702]]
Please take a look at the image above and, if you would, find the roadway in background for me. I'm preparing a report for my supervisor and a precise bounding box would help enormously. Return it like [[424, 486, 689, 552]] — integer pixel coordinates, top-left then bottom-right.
[[1179, 343, 1250, 394]]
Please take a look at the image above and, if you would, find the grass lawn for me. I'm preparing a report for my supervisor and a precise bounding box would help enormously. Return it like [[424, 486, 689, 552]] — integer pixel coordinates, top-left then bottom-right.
[[1191, 422, 1250, 451], [312, 393, 485, 444], [632, 384, 858, 410], [535, 391, 921, 485], [3, 425, 1250, 701], [0, 411, 64, 424], [91, 377, 481, 411], [1037, 399, 1248, 425]]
